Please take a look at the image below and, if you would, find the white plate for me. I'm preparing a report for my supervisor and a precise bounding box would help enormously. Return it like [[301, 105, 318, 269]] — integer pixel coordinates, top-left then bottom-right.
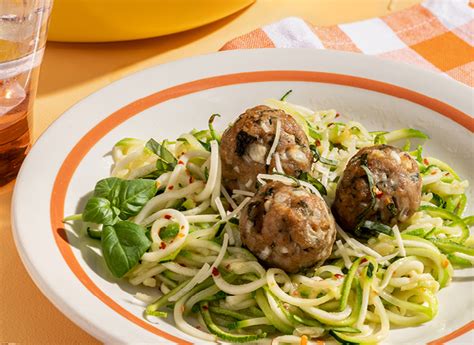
[[12, 49, 473, 344]]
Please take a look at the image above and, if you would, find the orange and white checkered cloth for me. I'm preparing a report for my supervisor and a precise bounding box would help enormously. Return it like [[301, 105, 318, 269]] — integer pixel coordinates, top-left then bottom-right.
[[221, 0, 474, 87]]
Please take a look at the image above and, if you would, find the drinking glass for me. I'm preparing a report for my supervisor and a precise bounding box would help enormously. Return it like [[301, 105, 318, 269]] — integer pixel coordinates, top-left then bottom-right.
[[0, 0, 53, 186]]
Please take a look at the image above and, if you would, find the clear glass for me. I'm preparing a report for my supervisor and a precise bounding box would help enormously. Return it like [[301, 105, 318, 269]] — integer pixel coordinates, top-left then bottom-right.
[[0, 0, 53, 186]]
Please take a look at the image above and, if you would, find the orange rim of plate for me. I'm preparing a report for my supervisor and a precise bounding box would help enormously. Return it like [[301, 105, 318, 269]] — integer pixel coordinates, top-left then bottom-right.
[[50, 70, 474, 343]]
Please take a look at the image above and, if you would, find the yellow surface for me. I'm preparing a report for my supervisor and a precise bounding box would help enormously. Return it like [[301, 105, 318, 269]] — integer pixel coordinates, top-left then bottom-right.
[[49, 0, 255, 42], [0, 0, 421, 343]]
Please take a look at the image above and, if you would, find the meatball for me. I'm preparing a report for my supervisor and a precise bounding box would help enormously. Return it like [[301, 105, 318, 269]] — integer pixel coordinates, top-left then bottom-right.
[[240, 181, 336, 273], [220, 105, 312, 191], [332, 144, 421, 234]]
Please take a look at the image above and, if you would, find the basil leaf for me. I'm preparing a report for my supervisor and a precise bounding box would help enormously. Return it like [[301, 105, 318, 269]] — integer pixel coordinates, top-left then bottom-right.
[[101, 221, 151, 278], [116, 179, 157, 219], [83, 197, 120, 225], [93, 177, 122, 201], [160, 140, 177, 164], [148, 139, 178, 175], [145, 138, 162, 155], [146, 138, 177, 177], [84, 178, 157, 224]]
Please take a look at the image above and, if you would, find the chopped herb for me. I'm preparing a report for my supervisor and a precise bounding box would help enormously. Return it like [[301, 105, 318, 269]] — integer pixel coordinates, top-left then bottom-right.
[[358, 220, 393, 238], [299, 172, 327, 196], [272, 172, 301, 186], [354, 165, 376, 236], [366, 263, 374, 278], [359, 152, 368, 166], [279, 89, 293, 101], [309, 144, 338, 166], [387, 203, 398, 216], [214, 223, 226, 239], [228, 218, 239, 225]]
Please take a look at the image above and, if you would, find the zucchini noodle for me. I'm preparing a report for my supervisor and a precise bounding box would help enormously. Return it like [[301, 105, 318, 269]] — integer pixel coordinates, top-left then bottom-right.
[[74, 99, 472, 344]]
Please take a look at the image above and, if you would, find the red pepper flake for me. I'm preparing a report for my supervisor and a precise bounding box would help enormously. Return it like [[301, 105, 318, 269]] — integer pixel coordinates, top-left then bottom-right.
[[189, 176, 194, 184], [444, 172, 449, 176], [335, 113, 340, 118], [202, 305, 208, 310], [292, 291, 300, 296], [196, 325, 201, 330], [164, 214, 172, 220], [328, 122, 334, 127], [178, 160, 184, 165], [374, 187, 383, 198], [225, 264, 231, 270], [159, 242, 167, 249], [423, 158, 429, 165], [334, 274, 343, 279], [431, 170, 437, 175], [361, 258, 368, 264], [168, 185, 174, 190], [315, 139, 321, 147], [212, 267, 220, 276], [181, 225, 184, 230]]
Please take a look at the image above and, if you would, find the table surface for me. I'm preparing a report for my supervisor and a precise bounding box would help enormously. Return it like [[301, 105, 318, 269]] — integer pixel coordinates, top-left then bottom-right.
[[0, 0, 421, 343]]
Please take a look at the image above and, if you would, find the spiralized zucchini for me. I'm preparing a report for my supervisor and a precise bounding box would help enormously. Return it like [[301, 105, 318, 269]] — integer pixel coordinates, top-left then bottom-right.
[[68, 98, 472, 344]]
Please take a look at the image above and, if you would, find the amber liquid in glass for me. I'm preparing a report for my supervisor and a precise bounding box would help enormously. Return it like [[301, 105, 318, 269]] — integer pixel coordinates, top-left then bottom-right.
[[0, 0, 52, 186], [0, 63, 39, 186]]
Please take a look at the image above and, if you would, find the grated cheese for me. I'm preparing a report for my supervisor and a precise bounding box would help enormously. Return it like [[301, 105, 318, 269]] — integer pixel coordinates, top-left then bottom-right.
[[266, 119, 282, 165], [274, 153, 285, 174], [214, 197, 227, 219]]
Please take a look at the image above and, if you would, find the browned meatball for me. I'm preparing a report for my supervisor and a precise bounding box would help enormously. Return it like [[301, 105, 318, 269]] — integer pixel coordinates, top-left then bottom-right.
[[332, 145, 422, 235], [240, 181, 336, 273], [220, 105, 312, 191]]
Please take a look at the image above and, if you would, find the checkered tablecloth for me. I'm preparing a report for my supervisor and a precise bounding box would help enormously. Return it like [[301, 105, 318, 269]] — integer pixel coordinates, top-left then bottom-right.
[[221, 0, 473, 87]]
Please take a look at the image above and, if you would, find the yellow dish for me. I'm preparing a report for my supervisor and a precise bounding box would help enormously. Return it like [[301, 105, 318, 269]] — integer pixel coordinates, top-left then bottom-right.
[[48, 0, 255, 42]]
